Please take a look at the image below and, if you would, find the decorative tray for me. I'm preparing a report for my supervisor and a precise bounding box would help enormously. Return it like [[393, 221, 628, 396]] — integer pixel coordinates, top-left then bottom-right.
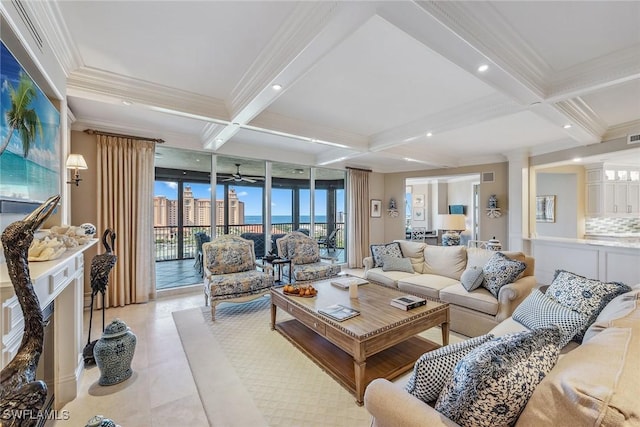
[[283, 285, 317, 298]]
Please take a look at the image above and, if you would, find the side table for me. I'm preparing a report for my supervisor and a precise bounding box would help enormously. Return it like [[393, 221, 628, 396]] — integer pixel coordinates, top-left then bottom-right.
[[259, 257, 291, 285]]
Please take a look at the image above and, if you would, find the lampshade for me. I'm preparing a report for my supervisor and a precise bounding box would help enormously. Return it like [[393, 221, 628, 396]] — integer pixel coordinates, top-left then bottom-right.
[[66, 154, 88, 170], [439, 214, 466, 231]]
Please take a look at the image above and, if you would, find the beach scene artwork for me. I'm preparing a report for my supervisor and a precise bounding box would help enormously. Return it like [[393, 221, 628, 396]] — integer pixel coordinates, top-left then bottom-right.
[[1, 41, 60, 203]]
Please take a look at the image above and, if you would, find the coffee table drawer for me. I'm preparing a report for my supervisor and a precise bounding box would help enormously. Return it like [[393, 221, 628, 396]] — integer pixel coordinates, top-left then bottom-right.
[[287, 303, 326, 336]]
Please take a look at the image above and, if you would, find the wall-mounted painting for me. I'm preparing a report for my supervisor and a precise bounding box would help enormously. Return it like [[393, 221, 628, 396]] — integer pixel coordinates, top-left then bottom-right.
[[413, 194, 425, 207], [536, 195, 555, 223], [370, 199, 382, 218], [1, 41, 60, 208], [412, 208, 424, 221], [448, 204, 465, 215]]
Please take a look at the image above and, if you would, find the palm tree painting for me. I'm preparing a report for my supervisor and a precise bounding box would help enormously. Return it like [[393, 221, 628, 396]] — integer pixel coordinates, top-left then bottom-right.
[[1, 41, 60, 203]]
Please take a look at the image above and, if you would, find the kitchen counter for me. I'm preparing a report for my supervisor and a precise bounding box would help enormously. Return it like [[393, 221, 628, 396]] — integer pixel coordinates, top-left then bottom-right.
[[532, 235, 640, 249]]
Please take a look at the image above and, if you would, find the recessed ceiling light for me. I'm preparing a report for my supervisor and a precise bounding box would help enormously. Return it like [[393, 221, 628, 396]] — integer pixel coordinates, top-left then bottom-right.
[[572, 157, 582, 162], [215, 138, 223, 143], [122, 100, 132, 106], [272, 84, 282, 91], [563, 124, 572, 129], [426, 132, 433, 137], [477, 64, 489, 73], [310, 138, 318, 142]]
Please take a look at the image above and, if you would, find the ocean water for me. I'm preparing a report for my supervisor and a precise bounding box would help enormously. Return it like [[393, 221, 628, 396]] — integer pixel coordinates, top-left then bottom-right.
[[246, 215, 326, 224], [0, 151, 59, 201]]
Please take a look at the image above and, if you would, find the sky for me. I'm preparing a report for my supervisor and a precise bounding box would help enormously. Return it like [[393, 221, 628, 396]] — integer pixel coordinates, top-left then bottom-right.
[[154, 181, 341, 216]]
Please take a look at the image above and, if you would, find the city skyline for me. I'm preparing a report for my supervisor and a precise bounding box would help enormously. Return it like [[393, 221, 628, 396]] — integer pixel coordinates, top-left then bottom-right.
[[154, 181, 341, 216]]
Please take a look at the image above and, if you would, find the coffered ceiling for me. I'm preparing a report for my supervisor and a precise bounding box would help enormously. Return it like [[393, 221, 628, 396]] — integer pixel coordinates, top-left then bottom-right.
[[20, 1, 640, 172]]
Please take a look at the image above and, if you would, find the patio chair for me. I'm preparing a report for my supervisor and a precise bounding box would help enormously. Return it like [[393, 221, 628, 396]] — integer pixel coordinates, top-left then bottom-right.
[[202, 235, 274, 320], [276, 231, 341, 282], [193, 231, 210, 275], [317, 227, 340, 252]]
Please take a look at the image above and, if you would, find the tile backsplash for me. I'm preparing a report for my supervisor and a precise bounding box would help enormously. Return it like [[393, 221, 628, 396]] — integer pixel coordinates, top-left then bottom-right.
[[585, 217, 640, 234]]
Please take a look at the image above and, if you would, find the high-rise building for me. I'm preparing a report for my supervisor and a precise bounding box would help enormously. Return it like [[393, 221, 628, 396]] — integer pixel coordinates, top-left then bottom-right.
[[153, 187, 243, 227]]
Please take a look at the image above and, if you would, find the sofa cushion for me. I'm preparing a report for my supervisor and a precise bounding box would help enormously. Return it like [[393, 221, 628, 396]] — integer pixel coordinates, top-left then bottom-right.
[[516, 326, 640, 427], [365, 267, 415, 288], [482, 252, 526, 298], [423, 245, 467, 280], [405, 334, 494, 403], [435, 327, 562, 427], [394, 239, 426, 273], [512, 289, 589, 347], [439, 284, 499, 316], [370, 242, 403, 268], [583, 287, 640, 342], [545, 270, 631, 342], [381, 256, 414, 273], [460, 266, 484, 291], [397, 275, 460, 299]]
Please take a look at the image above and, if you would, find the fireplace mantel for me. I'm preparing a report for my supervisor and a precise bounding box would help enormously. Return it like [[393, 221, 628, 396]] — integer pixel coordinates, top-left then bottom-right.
[[1, 239, 97, 409]]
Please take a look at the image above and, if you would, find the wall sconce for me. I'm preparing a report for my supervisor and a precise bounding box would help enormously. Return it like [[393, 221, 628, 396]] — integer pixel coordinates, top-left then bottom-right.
[[66, 154, 88, 186], [486, 194, 502, 218]]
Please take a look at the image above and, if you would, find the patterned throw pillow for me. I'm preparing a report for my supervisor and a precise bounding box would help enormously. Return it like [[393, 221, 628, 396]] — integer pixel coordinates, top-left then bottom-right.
[[460, 266, 484, 292], [545, 270, 631, 342], [405, 334, 494, 403], [513, 289, 589, 347], [435, 327, 562, 427], [482, 252, 526, 297], [381, 256, 414, 273], [370, 242, 403, 268]]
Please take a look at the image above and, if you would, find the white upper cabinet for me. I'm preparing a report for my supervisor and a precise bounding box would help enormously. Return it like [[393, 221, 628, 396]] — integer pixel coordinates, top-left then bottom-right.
[[586, 164, 640, 217]]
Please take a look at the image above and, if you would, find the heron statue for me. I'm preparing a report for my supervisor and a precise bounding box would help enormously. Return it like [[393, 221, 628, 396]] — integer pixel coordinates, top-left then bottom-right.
[[0, 195, 60, 427], [83, 229, 117, 365]]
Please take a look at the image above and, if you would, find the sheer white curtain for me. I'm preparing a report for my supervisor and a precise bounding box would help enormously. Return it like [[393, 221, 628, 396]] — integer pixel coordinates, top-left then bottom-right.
[[347, 168, 370, 268], [96, 135, 156, 307]]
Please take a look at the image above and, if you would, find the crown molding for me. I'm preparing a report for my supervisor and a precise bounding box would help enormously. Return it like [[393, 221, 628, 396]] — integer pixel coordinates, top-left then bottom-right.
[[67, 67, 230, 123], [554, 98, 608, 138], [548, 46, 640, 101], [602, 119, 640, 142], [24, 0, 83, 76]]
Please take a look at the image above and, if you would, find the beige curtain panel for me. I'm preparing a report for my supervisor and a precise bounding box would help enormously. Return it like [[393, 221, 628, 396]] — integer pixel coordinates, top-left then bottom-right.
[[347, 168, 370, 268], [96, 135, 156, 307]]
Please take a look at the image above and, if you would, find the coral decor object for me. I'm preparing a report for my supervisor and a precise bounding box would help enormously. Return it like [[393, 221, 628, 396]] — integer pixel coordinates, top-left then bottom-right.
[[0, 195, 60, 426], [27, 224, 95, 261]]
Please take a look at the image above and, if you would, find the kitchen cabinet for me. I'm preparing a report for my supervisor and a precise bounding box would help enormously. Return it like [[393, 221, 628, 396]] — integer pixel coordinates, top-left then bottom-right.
[[586, 164, 640, 217]]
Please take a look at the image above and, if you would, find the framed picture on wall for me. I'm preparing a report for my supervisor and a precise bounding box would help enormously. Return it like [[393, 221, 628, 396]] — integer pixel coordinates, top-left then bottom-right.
[[536, 195, 555, 222], [413, 194, 425, 207], [412, 208, 425, 220], [370, 199, 382, 218]]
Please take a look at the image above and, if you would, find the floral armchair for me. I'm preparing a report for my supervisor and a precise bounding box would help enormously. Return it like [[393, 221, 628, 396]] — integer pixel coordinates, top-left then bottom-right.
[[276, 231, 341, 282], [202, 235, 274, 320]]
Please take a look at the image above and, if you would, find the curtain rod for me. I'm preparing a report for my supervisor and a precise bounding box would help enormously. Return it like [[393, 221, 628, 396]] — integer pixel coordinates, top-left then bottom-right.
[[345, 166, 372, 173], [84, 129, 165, 143]]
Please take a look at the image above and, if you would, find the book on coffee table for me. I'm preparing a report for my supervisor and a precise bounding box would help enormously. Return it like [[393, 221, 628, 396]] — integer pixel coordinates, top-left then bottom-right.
[[318, 304, 360, 322], [390, 295, 427, 311], [330, 276, 368, 289]]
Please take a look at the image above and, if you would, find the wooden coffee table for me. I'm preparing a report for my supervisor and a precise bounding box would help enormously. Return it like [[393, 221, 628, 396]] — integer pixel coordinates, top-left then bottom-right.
[[270, 277, 449, 405]]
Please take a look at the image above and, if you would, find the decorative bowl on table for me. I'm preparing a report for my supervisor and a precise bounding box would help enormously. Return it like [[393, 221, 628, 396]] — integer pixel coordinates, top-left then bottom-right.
[[283, 284, 317, 297]]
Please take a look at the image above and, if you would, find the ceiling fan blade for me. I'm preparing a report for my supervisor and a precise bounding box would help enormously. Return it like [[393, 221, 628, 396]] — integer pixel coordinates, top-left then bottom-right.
[[221, 177, 233, 181], [242, 177, 257, 183]]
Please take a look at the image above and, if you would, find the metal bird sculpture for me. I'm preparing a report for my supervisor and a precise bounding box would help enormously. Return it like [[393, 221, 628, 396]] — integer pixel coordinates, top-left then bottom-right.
[[0, 195, 60, 427], [83, 229, 117, 365]]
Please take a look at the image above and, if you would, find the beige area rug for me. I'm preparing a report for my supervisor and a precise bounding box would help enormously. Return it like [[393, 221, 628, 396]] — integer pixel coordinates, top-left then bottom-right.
[[173, 297, 372, 427]]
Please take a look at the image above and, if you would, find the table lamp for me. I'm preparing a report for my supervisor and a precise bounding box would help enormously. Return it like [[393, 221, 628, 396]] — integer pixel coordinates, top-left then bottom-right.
[[439, 214, 466, 246]]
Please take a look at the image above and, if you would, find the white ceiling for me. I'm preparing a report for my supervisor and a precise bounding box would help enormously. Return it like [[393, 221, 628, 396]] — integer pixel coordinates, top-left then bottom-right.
[[27, 1, 640, 172]]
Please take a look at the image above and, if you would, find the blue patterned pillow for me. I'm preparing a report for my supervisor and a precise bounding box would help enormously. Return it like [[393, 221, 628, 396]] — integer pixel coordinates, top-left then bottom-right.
[[405, 334, 494, 403], [435, 327, 562, 427], [370, 242, 403, 268], [545, 270, 631, 342], [513, 289, 589, 347], [460, 266, 484, 291], [482, 252, 526, 297]]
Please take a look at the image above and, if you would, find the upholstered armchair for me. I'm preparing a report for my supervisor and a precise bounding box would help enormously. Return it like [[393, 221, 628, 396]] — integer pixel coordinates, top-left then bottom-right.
[[276, 231, 341, 282], [202, 235, 274, 320]]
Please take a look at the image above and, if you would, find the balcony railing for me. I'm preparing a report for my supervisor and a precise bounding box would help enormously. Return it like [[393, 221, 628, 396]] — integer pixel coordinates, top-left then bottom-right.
[[154, 223, 344, 262]]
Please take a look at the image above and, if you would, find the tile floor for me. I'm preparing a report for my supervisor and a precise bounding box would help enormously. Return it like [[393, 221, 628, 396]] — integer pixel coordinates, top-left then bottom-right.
[[55, 269, 365, 427], [155, 259, 202, 290]]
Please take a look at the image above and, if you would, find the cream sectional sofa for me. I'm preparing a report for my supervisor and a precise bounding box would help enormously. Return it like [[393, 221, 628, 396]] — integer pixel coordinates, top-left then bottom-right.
[[363, 240, 537, 337], [364, 284, 640, 426]]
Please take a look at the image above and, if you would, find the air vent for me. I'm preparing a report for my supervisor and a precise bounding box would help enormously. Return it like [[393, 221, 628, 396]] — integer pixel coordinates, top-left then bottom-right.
[[627, 133, 640, 145], [482, 172, 495, 183]]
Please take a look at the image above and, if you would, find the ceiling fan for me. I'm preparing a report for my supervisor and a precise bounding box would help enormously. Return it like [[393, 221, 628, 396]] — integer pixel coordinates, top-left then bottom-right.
[[222, 164, 265, 183]]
